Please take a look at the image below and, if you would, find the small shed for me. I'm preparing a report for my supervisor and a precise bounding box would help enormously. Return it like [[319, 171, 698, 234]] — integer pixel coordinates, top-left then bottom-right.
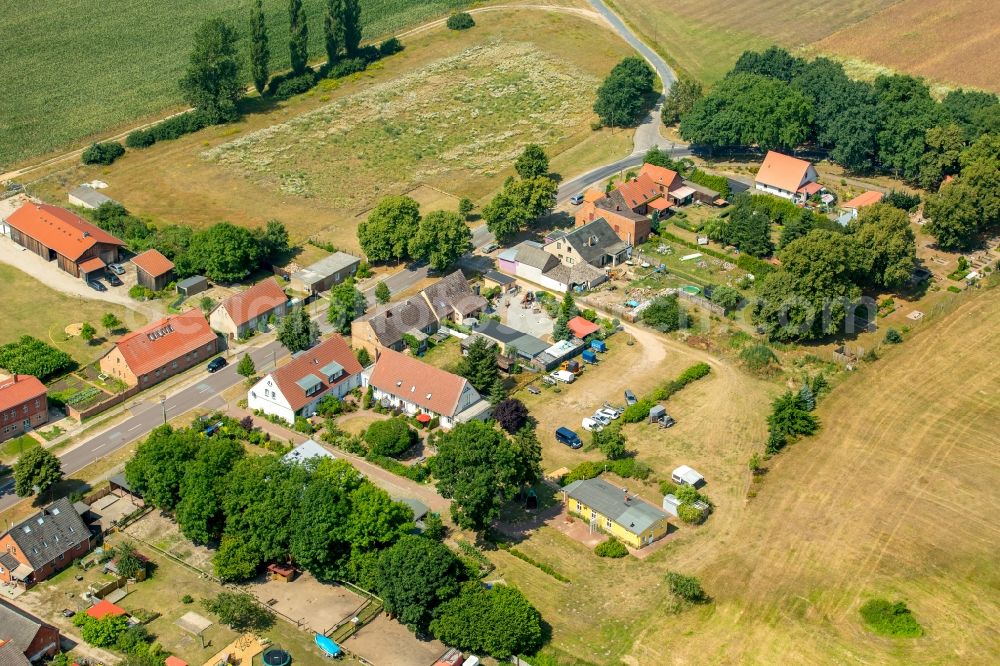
[[86, 599, 127, 620], [290, 252, 361, 295], [662, 494, 709, 520], [132, 248, 175, 291], [649, 404, 666, 424], [177, 275, 208, 297], [482, 270, 516, 294], [266, 562, 296, 583], [567, 316, 600, 340], [68, 185, 114, 210], [671, 465, 705, 488]]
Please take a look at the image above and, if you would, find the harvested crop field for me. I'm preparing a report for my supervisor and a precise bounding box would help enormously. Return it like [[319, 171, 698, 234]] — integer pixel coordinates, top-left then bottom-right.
[[0, 0, 471, 168], [205, 40, 598, 208], [817, 0, 1000, 93]]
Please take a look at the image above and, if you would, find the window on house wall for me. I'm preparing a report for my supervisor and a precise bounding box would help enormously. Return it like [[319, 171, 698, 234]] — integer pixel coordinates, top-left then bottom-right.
[[605, 518, 612, 529]]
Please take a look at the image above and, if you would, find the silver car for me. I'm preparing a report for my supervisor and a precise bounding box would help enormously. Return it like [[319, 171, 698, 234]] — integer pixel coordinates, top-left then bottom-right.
[[108, 263, 126, 275]]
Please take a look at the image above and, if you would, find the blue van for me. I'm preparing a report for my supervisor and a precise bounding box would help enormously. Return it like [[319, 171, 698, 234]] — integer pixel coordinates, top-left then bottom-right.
[[555, 427, 582, 449]]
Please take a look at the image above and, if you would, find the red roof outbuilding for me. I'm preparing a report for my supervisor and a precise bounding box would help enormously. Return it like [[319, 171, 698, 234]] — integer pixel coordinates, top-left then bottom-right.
[[164, 657, 188, 666], [567, 316, 600, 339], [217, 278, 288, 327], [842, 190, 884, 209], [0, 375, 46, 413], [131, 249, 175, 278], [86, 599, 126, 620], [5, 203, 124, 261]]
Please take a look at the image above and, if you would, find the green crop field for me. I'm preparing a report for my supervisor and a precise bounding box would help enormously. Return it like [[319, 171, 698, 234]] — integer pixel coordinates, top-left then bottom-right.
[[0, 0, 469, 168]]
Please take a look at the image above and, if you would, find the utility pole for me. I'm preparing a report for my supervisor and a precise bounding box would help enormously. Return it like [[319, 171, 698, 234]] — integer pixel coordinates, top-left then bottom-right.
[[159, 395, 167, 424]]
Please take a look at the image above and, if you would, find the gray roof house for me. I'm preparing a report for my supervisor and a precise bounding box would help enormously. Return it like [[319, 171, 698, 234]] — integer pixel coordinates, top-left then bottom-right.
[[463, 319, 550, 359], [351, 295, 440, 358], [0, 600, 60, 666], [0, 499, 92, 586], [421, 270, 488, 324], [561, 477, 670, 547], [556, 218, 630, 268], [68, 185, 115, 210]]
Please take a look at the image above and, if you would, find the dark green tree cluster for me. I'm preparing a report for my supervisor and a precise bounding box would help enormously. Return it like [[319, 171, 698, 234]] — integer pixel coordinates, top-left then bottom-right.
[[432, 421, 541, 532], [514, 144, 550, 179], [85, 204, 289, 283], [324, 0, 362, 65], [446, 12, 475, 30], [180, 18, 244, 123], [482, 175, 558, 245], [764, 390, 818, 455], [662, 75, 703, 125], [456, 337, 504, 401], [641, 294, 686, 332], [0, 335, 76, 381], [594, 56, 657, 127], [552, 290, 578, 341], [681, 46, 999, 181], [429, 583, 543, 658], [358, 196, 471, 269], [203, 592, 275, 632], [923, 134, 1000, 250], [124, 424, 414, 583], [364, 417, 416, 457], [12, 446, 63, 498], [277, 306, 319, 353], [82, 141, 125, 165]]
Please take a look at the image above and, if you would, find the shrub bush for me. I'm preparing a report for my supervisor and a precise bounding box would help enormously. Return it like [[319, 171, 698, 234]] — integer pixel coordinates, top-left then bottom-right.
[[268, 71, 317, 100], [446, 12, 475, 30], [81, 141, 125, 165], [621, 399, 654, 423], [378, 37, 403, 57], [740, 343, 779, 374], [884, 328, 903, 344], [859, 598, 922, 637], [594, 538, 629, 558], [364, 418, 415, 457], [326, 57, 368, 79], [665, 571, 708, 603], [149, 110, 212, 142], [125, 130, 156, 149]]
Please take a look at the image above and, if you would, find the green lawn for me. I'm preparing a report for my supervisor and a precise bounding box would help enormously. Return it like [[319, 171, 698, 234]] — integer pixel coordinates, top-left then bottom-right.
[[0, 264, 144, 365], [0, 0, 469, 167]]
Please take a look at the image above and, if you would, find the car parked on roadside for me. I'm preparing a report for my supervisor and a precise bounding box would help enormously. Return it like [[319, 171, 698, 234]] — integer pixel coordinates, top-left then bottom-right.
[[555, 426, 582, 449], [569, 193, 584, 205], [481, 242, 500, 253], [87, 280, 107, 292], [106, 273, 123, 287], [207, 357, 227, 373], [107, 263, 126, 275]]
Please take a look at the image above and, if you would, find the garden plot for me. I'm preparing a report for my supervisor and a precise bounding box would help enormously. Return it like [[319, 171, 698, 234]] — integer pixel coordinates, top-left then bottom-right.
[[205, 41, 598, 212]]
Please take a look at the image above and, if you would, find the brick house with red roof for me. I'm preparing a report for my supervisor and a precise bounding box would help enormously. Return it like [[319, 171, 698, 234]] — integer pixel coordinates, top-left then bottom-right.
[[0, 375, 47, 444], [209, 278, 288, 340], [0, 499, 92, 588], [131, 249, 175, 291], [5, 203, 124, 280], [0, 599, 61, 666], [363, 347, 490, 429], [99, 309, 219, 388], [247, 335, 362, 424]]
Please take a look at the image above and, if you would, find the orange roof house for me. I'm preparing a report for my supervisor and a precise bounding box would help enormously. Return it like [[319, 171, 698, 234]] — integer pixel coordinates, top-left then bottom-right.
[[5, 203, 124, 278], [567, 316, 600, 339], [132, 249, 175, 291], [366, 348, 490, 428], [842, 191, 884, 211], [639, 163, 684, 194], [753, 151, 819, 201], [209, 278, 288, 340], [247, 335, 363, 424], [99, 309, 219, 388], [583, 188, 605, 203], [613, 174, 660, 210]]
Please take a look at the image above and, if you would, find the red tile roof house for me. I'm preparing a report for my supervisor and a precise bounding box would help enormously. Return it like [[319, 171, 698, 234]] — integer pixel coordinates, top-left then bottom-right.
[[841, 190, 884, 220], [363, 348, 491, 429], [753, 151, 820, 203], [0, 599, 61, 666], [0, 498, 92, 589], [0, 375, 47, 444], [247, 335, 363, 425], [209, 278, 289, 341], [5, 203, 125, 280], [131, 248, 175, 292], [99, 309, 219, 388]]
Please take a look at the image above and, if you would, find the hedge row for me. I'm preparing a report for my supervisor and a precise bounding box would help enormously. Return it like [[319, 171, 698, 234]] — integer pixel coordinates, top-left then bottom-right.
[[507, 548, 570, 582], [126, 110, 213, 149], [688, 168, 730, 198], [564, 458, 651, 483], [622, 363, 712, 423]]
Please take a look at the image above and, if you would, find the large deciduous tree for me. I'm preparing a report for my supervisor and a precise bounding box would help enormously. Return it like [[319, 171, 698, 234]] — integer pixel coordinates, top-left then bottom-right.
[[493, 398, 529, 434], [429, 583, 543, 659], [203, 592, 276, 632], [323, 0, 344, 64], [277, 307, 318, 353], [594, 56, 656, 127], [188, 222, 262, 282], [180, 18, 243, 123], [358, 195, 421, 263], [849, 203, 916, 289], [662, 75, 703, 125], [341, 0, 362, 55], [409, 210, 472, 271], [482, 177, 557, 244], [375, 534, 463, 632], [124, 426, 199, 510], [432, 421, 538, 531], [13, 447, 63, 498], [249, 0, 270, 94], [326, 279, 367, 333], [874, 74, 940, 182], [514, 144, 549, 179], [176, 437, 245, 544]]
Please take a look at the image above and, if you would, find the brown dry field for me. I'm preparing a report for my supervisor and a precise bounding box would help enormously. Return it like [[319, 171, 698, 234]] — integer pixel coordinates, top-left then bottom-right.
[[497, 287, 1000, 664], [817, 0, 1000, 93], [28, 7, 634, 252]]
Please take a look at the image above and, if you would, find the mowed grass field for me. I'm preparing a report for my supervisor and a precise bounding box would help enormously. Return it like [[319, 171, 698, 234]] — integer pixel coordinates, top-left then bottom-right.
[[817, 0, 1000, 93], [34, 8, 633, 250], [0, 263, 144, 365], [0, 0, 469, 168], [498, 289, 1000, 664], [608, 0, 1000, 91]]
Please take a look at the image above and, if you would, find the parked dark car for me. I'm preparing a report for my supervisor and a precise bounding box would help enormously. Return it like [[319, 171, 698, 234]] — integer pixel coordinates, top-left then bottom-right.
[[207, 357, 227, 373], [87, 280, 107, 292], [624, 389, 637, 406], [106, 273, 123, 287], [555, 426, 582, 449]]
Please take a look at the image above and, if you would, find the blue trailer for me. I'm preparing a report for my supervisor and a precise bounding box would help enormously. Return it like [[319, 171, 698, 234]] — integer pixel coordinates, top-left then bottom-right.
[[590, 339, 607, 353], [582, 349, 598, 364]]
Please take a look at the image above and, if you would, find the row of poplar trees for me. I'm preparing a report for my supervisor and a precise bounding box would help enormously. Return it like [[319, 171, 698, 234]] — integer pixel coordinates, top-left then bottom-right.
[[248, 0, 364, 94]]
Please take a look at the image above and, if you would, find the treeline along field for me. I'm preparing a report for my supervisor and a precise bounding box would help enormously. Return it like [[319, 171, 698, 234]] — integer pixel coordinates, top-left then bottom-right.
[[0, 0, 469, 168]]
